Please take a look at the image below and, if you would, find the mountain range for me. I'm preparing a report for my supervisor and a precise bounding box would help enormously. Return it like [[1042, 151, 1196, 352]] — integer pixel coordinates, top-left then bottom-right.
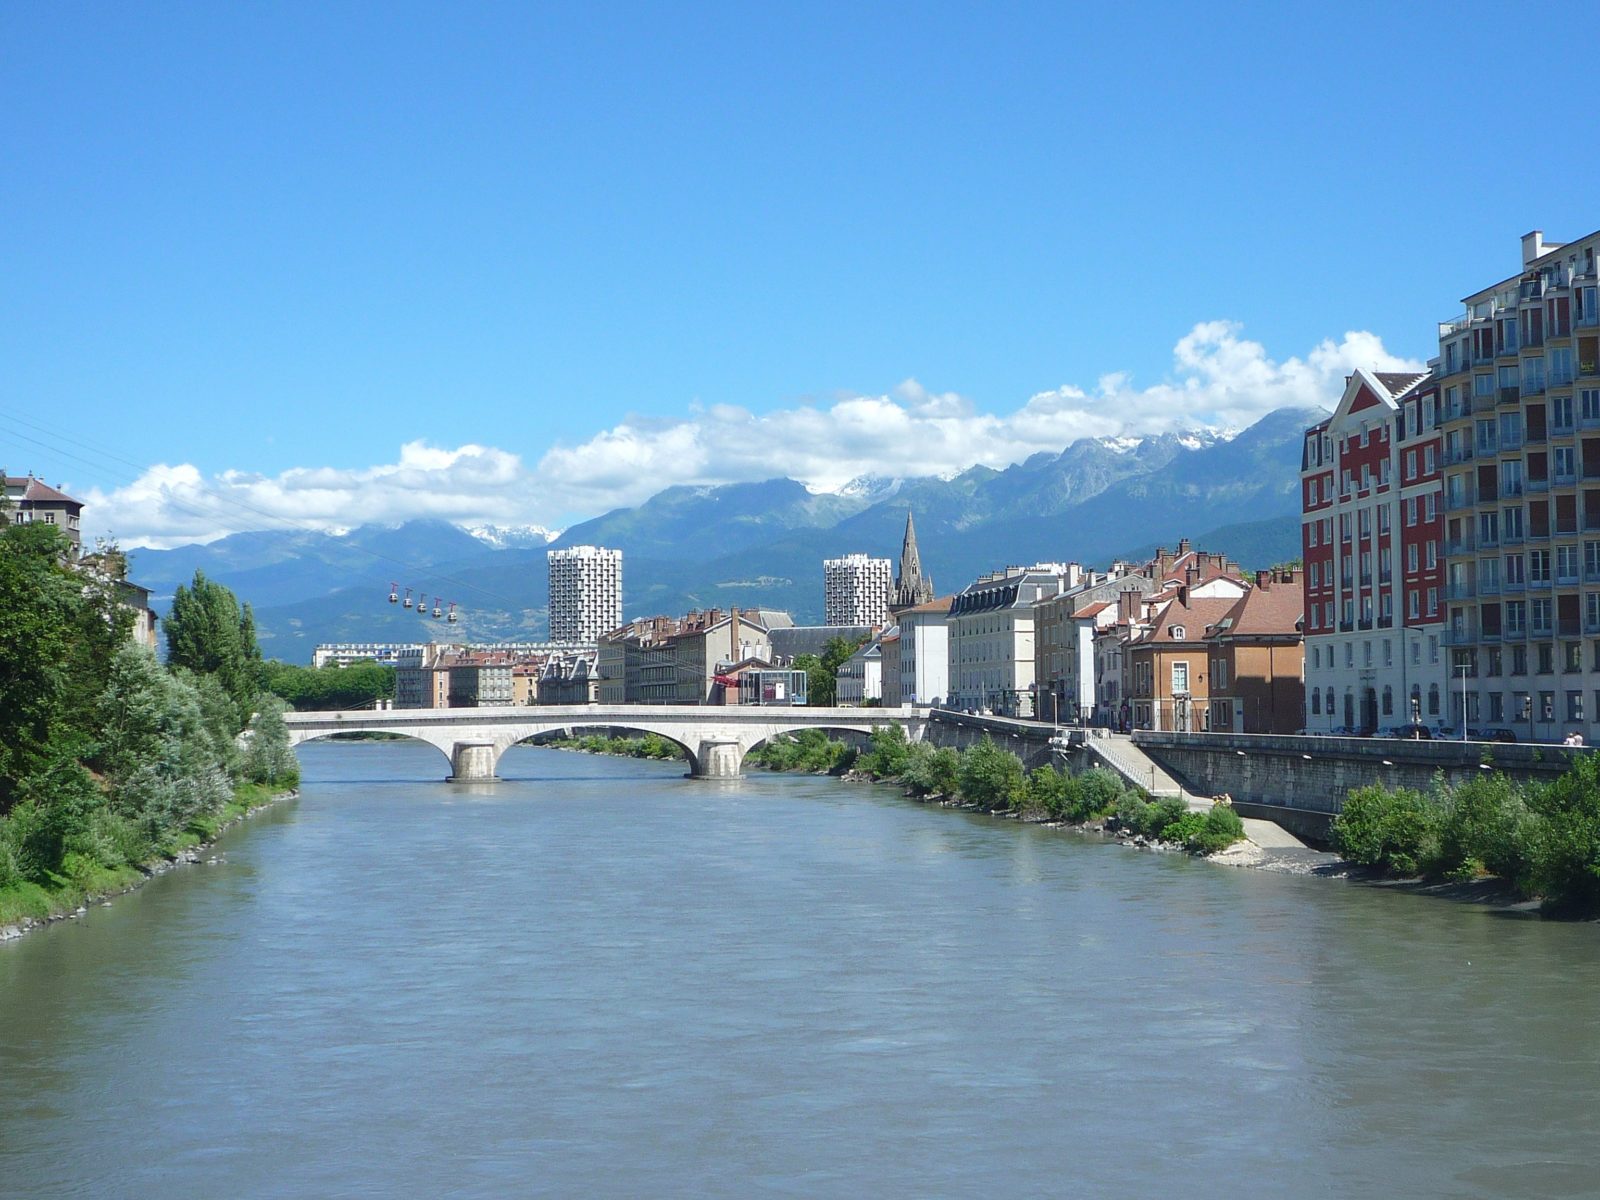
[[125, 405, 1325, 661]]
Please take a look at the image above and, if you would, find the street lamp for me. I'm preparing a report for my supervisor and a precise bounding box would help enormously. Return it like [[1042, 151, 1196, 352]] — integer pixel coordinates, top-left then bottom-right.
[[1455, 663, 1470, 742]]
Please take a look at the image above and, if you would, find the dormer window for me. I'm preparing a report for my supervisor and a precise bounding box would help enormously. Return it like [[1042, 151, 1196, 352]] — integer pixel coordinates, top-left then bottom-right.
[[1170, 625, 1185, 640]]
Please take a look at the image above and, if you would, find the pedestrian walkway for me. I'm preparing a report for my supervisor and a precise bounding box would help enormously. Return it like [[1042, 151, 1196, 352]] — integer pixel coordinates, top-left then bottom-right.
[[1085, 733, 1192, 803]]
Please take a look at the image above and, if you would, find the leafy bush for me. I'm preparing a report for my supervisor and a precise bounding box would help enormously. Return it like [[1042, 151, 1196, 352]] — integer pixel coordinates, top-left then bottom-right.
[[1018, 765, 1069, 818], [902, 743, 961, 797], [1433, 774, 1534, 885], [955, 738, 1024, 809], [1078, 769, 1126, 819], [1115, 793, 1156, 835], [1188, 803, 1246, 854], [857, 725, 911, 780], [1332, 784, 1440, 875], [1524, 755, 1600, 913], [1161, 811, 1208, 845]]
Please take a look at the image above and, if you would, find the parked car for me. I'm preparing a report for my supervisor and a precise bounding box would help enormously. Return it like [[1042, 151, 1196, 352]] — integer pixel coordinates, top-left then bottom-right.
[[1381, 723, 1433, 740], [1468, 727, 1518, 743]]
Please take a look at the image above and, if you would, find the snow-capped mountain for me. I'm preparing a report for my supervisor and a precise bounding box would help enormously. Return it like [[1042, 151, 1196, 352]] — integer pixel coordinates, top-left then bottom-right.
[[465, 523, 561, 550]]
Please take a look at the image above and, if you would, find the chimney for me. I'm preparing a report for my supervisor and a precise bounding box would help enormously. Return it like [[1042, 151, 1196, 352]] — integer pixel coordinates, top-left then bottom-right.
[[1177, 537, 1191, 555], [730, 605, 739, 664], [1118, 587, 1141, 623], [1186, 564, 1200, 586], [1522, 230, 1545, 266], [1256, 569, 1271, 589]]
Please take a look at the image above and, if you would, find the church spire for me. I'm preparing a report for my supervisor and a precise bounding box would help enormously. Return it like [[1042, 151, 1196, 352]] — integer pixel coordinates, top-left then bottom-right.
[[893, 510, 934, 610]]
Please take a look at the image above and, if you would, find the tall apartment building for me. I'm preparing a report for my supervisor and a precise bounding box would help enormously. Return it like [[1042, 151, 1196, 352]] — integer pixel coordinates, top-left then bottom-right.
[[947, 562, 1079, 716], [1302, 369, 1446, 733], [547, 544, 622, 644], [1437, 228, 1600, 740], [823, 553, 892, 626]]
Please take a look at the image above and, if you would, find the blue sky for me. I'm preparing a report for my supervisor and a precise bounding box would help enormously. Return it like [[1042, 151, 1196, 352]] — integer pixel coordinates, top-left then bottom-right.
[[3, 2, 1596, 545]]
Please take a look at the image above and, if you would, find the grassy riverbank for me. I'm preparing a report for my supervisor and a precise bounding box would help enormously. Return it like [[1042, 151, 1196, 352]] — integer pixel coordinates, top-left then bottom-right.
[[753, 728, 1246, 856], [0, 777, 297, 934]]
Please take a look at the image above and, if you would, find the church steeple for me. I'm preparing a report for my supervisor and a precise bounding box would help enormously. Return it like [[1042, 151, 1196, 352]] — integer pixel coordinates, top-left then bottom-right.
[[893, 510, 934, 610]]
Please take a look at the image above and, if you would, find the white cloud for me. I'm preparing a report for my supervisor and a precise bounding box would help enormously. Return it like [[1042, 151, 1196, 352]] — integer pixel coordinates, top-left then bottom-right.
[[88, 322, 1421, 548]]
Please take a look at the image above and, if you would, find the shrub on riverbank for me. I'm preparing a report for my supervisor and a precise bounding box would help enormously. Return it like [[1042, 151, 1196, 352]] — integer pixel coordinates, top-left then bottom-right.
[[544, 733, 686, 761], [1330, 757, 1600, 913], [748, 729, 857, 773]]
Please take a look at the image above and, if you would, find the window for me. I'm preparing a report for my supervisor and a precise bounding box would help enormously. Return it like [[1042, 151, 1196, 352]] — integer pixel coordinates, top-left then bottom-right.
[[1405, 497, 1417, 526], [1345, 642, 1354, 668], [1490, 692, 1504, 721], [1426, 494, 1437, 521], [1170, 625, 1185, 640], [1382, 686, 1393, 716], [1428, 684, 1440, 715], [1171, 662, 1189, 693], [1427, 587, 1438, 614], [1408, 590, 1420, 618], [1311, 690, 1320, 715], [1407, 543, 1419, 572], [1425, 446, 1437, 474], [1566, 642, 1583, 674], [1512, 645, 1528, 676]]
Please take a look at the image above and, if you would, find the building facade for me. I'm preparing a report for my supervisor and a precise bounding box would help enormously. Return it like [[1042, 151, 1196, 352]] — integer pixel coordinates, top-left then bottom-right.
[[823, 553, 892, 626], [547, 545, 623, 644], [947, 563, 1079, 716], [1204, 568, 1305, 734], [1434, 229, 1600, 741], [1302, 369, 1447, 733], [837, 639, 882, 706], [893, 598, 952, 707], [3, 474, 84, 557]]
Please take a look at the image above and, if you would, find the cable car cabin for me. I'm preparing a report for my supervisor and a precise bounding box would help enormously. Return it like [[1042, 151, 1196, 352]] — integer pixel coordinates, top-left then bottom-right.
[[388, 582, 399, 604]]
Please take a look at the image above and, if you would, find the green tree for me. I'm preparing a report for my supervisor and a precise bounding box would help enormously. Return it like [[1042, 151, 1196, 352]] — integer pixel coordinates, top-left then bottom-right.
[[956, 737, 1025, 809], [858, 725, 911, 779], [165, 570, 259, 712]]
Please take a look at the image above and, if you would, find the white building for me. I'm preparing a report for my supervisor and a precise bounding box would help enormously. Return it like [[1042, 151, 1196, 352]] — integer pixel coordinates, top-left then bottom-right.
[[823, 553, 892, 626], [947, 563, 1077, 716], [894, 596, 952, 707], [836, 639, 883, 706], [312, 642, 424, 669], [547, 545, 623, 644]]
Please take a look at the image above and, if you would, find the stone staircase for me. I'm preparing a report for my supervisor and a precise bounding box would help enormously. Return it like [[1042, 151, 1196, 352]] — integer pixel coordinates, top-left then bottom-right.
[[1084, 733, 1202, 808]]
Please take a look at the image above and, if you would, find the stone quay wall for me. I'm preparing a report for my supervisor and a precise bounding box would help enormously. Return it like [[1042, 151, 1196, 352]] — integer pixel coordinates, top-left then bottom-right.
[[926, 710, 1058, 769], [1133, 731, 1591, 838]]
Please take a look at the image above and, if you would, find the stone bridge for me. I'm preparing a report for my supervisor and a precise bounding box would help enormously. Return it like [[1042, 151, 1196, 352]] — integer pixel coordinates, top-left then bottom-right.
[[283, 705, 932, 781]]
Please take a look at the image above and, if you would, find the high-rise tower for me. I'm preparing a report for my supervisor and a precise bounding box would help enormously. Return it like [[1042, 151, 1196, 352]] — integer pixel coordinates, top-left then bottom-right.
[[892, 510, 935, 611], [547, 545, 623, 644]]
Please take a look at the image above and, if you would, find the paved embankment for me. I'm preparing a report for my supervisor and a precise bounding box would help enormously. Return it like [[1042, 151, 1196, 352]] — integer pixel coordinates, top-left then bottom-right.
[[924, 709, 1057, 767]]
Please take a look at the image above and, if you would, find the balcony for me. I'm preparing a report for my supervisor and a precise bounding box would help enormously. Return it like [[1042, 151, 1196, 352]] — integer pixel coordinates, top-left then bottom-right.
[[1339, 620, 1354, 633], [1445, 536, 1475, 556], [1445, 489, 1478, 512], [1444, 443, 1475, 465], [1377, 615, 1394, 628], [1524, 379, 1547, 397], [1555, 471, 1577, 487], [1501, 433, 1526, 451], [1501, 386, 1522, 405], [1359, 573, 1374, 588], [1557, 573, 1582, 587], [1446, 581, 1477, 600], [1504, 531, 1526, 547], [1530, 577, 1553, 590], [1443, 628, 1480, 645], [1504, 578, 1527, 592], [1501, 480, 1524, 499], [1479, 578, 1502, 596], [1527, 477, 1550, 493]]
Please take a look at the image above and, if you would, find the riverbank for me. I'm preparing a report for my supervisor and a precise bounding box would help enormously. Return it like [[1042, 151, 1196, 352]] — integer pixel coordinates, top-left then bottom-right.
[[0, 781, 299, 943]]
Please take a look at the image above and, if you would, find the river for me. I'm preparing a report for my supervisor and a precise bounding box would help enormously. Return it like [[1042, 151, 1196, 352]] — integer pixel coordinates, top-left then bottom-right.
[[3, 740, 1600, 1198]]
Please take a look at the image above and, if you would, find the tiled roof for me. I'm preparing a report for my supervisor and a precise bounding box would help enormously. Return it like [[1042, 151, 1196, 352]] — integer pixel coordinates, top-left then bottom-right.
[[1376, 371, 1429, 399], [5, 476, 81, 505], [1208, 577, 1304, 638], [897, 595, 956, 615], [1144, 596, 1240, 644]]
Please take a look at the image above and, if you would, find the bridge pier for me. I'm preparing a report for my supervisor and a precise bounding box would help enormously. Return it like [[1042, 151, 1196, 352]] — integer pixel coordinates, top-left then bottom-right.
[[447, 739, 498, 783], [691, 739, 743, 779]]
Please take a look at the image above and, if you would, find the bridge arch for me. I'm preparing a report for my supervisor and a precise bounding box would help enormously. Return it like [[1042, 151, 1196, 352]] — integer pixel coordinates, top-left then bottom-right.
[[506, 724, 697, 770], [281, 706, 930, 783], [287, 729, 456, 776]]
